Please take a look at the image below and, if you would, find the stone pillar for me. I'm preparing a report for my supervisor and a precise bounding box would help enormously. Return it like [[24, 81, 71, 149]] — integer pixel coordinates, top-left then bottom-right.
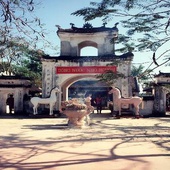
[[119, 62, 130, 109], [153, 86, 166, 116], [14, 88, 23, 113], [42, 60, 56, 97]]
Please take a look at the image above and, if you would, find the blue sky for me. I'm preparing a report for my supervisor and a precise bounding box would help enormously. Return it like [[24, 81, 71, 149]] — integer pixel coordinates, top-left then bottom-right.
[[36, 0, 105, 55], [35, 0, 169, 74]]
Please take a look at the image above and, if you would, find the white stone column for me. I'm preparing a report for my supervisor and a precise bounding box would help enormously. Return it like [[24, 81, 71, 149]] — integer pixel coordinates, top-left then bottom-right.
[[14, 88, 23, 113], [42, 60, 56, 97]]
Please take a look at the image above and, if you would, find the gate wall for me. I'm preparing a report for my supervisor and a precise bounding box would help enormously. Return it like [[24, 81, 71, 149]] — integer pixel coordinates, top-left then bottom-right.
[[42, 58, 133, 110], [42, 24, 134, 111]]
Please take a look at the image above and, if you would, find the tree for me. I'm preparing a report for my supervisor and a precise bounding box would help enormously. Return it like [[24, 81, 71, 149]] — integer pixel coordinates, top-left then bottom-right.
[[0, 0, 48, 49], [97, 70, 125, 86], [0, 0, 49, 87], [96, 61, 125, 86], [131, 65, 152, 82], [72, 0, 170, 74], [13, 48, 43, 88], [0, 37, 43, 87], [0, 37, 28, 75]]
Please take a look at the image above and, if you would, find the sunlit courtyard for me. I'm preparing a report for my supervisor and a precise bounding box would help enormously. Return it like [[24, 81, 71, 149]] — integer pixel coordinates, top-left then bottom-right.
[[0, 113, 170, 170]]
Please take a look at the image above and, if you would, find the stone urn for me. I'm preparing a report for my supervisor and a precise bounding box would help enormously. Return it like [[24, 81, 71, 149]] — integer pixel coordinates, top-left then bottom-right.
[[61, 98, 92, 128]]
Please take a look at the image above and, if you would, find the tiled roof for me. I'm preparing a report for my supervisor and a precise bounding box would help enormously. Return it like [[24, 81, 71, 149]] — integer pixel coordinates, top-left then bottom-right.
[[42, 52, 134, 62], [0, 84, 31, 88], [0, 75, 30, 80], [57, 23, 118, 34], [0, 75, 31, 88], [154, 71, 170, 77]]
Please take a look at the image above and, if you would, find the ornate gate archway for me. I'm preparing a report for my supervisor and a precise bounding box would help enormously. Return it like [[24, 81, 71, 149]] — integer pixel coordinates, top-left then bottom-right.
[[42, 23, 134, 111]]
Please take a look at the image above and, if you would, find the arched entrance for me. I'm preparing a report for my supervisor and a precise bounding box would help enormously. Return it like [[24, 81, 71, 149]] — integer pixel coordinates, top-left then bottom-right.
[[61, 75, 110, 112], [78, 41, 98, 56], [61, 75, 108, 99], [42, 23, 134, 113], [81, 46, 98, 56]]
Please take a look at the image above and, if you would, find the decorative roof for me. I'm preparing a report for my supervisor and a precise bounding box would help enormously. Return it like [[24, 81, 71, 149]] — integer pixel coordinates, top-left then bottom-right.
[[0, 75, 31, 88], [0, 84, 31, 88], [42, 52, 134, 62], [0, 75, 31, 80], [56, 22, 119, 34], [154, 71, 170, 77]]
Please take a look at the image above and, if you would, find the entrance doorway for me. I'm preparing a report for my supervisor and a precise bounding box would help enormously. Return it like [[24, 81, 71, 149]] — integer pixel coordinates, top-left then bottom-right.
[[68, 80, 110, 108]]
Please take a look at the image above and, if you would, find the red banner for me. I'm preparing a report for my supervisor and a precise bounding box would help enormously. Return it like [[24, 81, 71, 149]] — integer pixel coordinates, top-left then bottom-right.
[[56, 66, 117, 74]]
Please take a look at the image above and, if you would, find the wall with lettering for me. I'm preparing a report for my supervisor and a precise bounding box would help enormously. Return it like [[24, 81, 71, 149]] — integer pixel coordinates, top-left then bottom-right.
[[42, 58, 132, 111]]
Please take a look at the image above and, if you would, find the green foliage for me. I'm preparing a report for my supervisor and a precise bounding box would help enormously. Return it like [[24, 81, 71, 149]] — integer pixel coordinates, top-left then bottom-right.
[[131, 65, 152, 82], [0, 0, 52, 51], [12, 49, 43, 87], [0, 0, 49, 87], [96, 63, 152, 86], [72, 0, 137, 22], [0, 37, 28, 75], [0, 37, 43, 87], [96, 70, 125, 86], [72, 0, 170, 68]]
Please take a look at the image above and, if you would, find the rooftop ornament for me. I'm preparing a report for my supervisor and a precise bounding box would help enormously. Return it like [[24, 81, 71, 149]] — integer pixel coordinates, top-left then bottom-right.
[[83, 22, 93, 29]]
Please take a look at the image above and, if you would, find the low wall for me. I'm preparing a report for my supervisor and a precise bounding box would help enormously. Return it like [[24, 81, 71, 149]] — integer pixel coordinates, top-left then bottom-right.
[[139, 96, 154, 116]]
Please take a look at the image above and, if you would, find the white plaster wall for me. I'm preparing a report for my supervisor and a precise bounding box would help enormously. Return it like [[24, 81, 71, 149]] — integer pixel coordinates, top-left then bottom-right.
[[59, 31, 117, 56], [42, 60, 56, 97], [0, 87, 28, 114], [0, 78, 31, 114], [42, 58, 132, 112], [43, 59, 131, 92]]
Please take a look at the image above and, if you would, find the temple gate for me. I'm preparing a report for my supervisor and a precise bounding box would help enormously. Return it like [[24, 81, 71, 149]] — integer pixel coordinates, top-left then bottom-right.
[[41, 23, 134, 111]]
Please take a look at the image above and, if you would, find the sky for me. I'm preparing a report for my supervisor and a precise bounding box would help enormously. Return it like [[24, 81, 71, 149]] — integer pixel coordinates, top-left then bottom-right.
[[34, 0, 169, 75]]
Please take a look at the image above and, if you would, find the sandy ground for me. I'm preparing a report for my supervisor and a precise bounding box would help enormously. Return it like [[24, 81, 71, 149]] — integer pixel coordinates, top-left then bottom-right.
[[0, 112, 170, 170]]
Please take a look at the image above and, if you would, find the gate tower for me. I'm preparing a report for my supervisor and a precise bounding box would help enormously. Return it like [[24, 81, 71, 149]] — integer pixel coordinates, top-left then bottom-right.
[[42, 23, 134, 111]]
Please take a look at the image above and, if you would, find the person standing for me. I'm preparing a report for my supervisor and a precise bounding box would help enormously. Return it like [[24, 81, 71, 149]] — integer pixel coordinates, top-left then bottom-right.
[[6, 94, 14, 114], [95, 95, 102, 114]]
